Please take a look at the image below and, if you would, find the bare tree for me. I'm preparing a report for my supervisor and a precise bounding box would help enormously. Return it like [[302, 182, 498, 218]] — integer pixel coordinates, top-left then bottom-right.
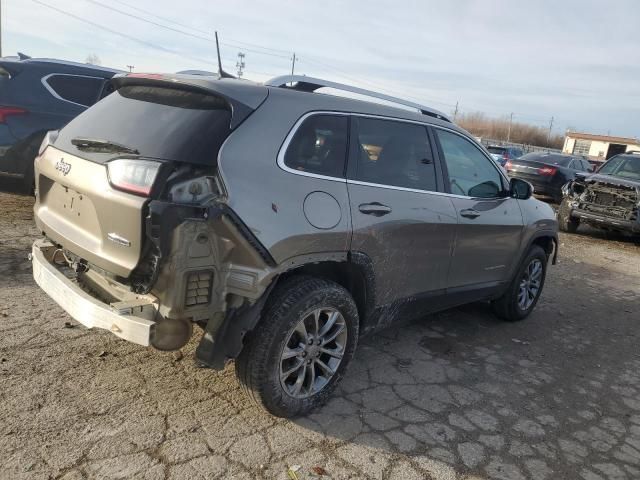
[[85, 54, 101, 65], [456, 111, 563, 149]]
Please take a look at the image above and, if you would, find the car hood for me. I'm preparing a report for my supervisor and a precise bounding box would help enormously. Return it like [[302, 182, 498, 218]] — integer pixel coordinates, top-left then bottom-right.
[[583, 173, 640, 190]]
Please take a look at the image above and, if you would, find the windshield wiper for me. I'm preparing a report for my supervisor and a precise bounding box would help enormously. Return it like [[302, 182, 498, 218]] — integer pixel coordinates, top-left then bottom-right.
[[71, 137, 140, 155]]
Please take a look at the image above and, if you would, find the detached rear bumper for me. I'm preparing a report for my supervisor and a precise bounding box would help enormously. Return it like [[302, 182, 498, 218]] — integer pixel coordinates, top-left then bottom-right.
[[31, 239, 158, 346]]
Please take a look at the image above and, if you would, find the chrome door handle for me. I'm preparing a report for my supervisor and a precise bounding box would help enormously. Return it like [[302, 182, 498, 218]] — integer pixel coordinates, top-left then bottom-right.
[[460, 208, 481, 219], [358, 202, 392, 217]]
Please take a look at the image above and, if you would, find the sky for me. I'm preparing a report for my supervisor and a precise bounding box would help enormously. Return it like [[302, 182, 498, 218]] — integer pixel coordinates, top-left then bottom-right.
[[3, 0, 639, 138]]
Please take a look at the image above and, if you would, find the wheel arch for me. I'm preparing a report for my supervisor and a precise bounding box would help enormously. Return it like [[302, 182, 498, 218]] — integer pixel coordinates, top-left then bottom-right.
[[195, 253, 377, 369]]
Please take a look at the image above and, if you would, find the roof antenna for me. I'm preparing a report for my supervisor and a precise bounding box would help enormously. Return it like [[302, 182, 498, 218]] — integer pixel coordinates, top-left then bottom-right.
[[215, 31, 236, 79]]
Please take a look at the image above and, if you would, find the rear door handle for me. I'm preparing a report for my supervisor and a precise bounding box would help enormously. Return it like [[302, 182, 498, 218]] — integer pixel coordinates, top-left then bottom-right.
[[460, 208, 481, 219], [358, 202, 392, 217]]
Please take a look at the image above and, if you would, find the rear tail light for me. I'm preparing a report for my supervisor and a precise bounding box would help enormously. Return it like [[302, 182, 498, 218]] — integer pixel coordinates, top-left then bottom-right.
[[107, 159, 161, 196], [0, 106, 27, 123], [538, 166, 557, 176], [505, 160, 513, 170]]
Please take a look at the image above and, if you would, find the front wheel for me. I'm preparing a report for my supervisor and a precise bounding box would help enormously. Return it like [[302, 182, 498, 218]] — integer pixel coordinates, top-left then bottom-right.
[[558, 198, 579, 233], [492, 245, 548, 322], [235, 276, 359, 417]]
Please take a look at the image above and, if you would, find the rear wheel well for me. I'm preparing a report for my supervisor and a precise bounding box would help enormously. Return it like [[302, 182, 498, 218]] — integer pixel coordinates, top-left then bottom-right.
[[278, 261, 370, 324]]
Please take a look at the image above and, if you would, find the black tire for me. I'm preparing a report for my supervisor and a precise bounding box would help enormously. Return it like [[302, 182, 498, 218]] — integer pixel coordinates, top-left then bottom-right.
[[235, 275, 359, 417], [558, 198, 579, 233], [492, 245, 548, 322]]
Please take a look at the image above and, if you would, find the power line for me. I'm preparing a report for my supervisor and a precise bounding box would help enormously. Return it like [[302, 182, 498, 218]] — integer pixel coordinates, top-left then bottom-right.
[[80, 0, 212, 43], [31, 0, 217, 68], [81, 0, 292, 60], [110, 0, 293, 57]]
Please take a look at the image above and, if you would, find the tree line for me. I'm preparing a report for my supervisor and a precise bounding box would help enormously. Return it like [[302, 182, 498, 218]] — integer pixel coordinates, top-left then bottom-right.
[[456, 112, 564, 149]]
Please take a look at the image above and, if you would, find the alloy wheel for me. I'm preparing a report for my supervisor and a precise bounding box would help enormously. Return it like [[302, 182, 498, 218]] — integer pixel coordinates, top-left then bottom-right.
[[279, 307, 348, 399], [517, 258, 543, 310]]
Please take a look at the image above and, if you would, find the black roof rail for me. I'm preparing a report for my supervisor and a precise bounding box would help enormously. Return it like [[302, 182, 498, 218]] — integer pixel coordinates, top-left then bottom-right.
[[265, 75, 451, 123]]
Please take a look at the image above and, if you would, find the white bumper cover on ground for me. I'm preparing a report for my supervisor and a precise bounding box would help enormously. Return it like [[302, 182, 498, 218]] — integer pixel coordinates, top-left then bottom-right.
[[31, 240, 156, 346]]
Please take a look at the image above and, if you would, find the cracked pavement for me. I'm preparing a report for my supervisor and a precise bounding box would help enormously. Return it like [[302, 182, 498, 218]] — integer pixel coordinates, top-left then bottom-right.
[[1, 192, 639, 480]]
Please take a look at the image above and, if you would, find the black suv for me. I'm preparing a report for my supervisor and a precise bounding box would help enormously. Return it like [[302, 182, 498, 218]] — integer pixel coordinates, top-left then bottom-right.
[[559, 151, 640, 235], [0, 53, 120, 194]]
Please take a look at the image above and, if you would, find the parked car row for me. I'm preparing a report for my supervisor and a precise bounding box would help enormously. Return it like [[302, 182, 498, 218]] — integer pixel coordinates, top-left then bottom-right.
[[0, 54, 120, 194], [486, 145, 524, 166]]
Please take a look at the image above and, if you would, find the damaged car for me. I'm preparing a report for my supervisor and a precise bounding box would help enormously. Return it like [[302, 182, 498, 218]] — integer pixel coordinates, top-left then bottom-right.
[[31, 73, 558, 417], [558, 151, 640, 235]]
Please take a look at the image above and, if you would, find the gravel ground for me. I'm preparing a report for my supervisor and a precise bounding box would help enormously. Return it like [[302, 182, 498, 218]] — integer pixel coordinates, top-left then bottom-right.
[[1, 192, 639, 480]]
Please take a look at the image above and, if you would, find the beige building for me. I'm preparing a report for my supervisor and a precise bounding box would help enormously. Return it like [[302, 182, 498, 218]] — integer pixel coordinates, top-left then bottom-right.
[[563, 132, 640, 163]]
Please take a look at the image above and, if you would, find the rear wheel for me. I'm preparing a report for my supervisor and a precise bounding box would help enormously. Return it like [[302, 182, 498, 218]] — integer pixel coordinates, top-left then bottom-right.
[[558, 198, 579, 233], [235, 276, 359, 417], [492, 245, 548, 322]]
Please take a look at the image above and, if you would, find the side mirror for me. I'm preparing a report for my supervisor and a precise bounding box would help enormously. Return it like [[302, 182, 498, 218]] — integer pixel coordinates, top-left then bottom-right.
[[510, 177, 533, 200]]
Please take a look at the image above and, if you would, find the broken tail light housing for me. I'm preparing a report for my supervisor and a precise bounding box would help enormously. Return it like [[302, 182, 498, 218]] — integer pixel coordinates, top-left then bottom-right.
[[538, 166, 557, 176], [107, 158, 161, 196]]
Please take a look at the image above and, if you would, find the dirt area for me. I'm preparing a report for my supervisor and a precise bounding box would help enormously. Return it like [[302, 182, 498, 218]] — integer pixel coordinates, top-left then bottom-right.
[[1, 192, 639, 480]]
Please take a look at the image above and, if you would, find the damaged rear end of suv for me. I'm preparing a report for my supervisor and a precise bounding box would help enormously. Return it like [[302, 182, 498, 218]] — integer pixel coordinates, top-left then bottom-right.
[[32, 72, 558, 417], [32, 74, 275, 362], [558, 151, 640, 236]]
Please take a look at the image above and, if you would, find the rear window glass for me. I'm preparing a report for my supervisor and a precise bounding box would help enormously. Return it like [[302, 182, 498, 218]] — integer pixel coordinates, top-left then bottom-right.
[[45, 74, 104, 106], [487, 146, 506, 154], [284, 114, 348, 177], [520, 153, 571, 166], [55, 85, 232, 166]]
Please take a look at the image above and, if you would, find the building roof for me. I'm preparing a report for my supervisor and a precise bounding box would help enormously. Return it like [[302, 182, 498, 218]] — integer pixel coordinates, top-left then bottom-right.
[[566, 131, 639, 145]]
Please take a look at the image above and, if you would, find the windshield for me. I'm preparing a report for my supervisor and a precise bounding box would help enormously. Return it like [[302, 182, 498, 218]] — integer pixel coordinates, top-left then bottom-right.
[[55, 85, 232, 166], [598, 155, 640, 180]]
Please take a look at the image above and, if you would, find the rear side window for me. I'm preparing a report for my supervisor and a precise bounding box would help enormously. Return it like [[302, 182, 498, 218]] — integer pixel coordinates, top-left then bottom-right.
[[436, 129, 503, 198], [55, 85, 232, 165], [351, 117, 436, 192], [284, 115, 348, 177], [44, 74, 105, 106]]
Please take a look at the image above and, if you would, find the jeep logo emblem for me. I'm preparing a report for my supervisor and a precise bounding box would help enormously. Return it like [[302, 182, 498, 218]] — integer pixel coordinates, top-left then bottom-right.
[[55, 159, 71, 176]]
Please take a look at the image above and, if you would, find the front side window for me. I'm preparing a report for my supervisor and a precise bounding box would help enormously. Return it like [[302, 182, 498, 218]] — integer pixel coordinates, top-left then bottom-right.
[[436, 129, 504, 198], [284, 114, 348, 178], [45, 74, 105, 106], [351, 117, 437, 191]]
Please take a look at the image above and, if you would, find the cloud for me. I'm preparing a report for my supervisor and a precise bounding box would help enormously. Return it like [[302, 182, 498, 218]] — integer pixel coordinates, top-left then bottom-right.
[[4, 0, 639, 137]]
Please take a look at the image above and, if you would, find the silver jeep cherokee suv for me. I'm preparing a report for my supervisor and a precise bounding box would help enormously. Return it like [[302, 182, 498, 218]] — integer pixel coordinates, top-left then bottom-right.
[[31, 73, 558, 417]]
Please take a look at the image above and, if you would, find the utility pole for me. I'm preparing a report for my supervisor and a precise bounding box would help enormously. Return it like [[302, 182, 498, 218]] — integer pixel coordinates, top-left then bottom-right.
[[453, 101, 459, 121], [291, 53, 297, 77], [126, 65, 134, 72], [1, 0, 3, 58], [235, 52, 245, 78], [507, 112, 514, 143], [547, 116, 554, 145]]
